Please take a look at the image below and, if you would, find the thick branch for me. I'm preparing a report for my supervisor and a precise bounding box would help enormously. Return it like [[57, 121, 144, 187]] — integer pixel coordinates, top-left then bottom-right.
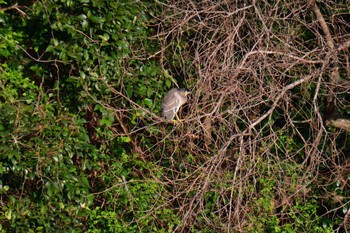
[[0, 3, 27, 17], [309, 0, 334, 49], [325, 118, 350, 132], [338, 40, 350, 52], [309, 0, 341, 112]]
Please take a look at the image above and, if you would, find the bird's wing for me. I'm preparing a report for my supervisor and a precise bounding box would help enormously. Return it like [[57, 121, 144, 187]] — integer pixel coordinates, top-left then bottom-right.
[[162, 93, 181, 120], [163, 94, 180, 112]]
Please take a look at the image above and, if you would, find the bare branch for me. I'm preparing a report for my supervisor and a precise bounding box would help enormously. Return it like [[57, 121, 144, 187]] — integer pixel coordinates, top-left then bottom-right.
[[248, 74, 315, 130], [0, 3, 27, 18], [325, 118, 350, 132], [338, 40, 350, 52], [309, 0, 334, 49]]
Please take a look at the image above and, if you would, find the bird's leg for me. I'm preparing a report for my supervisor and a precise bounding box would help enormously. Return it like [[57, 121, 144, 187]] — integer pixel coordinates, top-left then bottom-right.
[[171, 113, 184, 124]]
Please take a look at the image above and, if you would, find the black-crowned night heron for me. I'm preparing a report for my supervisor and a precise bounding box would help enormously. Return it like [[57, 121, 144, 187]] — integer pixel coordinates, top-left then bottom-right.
[[162, 88, 190, 121]]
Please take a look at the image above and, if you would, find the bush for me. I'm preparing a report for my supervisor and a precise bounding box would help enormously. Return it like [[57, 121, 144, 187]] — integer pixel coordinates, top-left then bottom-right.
[[1, 0, 350, 232]]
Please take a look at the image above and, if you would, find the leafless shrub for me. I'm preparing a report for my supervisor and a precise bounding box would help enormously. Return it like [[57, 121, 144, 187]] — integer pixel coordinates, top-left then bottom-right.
[[106, 0, 350, 231]]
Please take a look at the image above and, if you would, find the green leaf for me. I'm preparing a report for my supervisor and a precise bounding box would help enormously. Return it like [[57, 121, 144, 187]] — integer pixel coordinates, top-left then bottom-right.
[[144, 98, 153, 108], [40, 205, 48, 215], [100, 118, 112, 126], [77, 14, 87, 20], [165, 79, 171, 88], [5, 209, 12, 220], [46, 45, 55, 52], [119, 136, 131, 143]]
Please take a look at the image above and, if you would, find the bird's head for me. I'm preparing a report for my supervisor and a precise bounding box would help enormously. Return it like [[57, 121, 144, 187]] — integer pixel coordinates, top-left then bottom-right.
[[178, 88, 190, 96]]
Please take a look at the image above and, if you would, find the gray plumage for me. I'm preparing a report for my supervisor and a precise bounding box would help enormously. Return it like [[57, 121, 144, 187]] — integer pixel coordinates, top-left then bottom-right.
[[162, 88, 189, 120]]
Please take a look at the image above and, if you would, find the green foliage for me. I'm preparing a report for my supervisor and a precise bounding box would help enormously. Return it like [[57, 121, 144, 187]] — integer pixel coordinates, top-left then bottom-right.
[[28, 0, 165, 108], [0, 64, 37, 105], [1, 0, 349, 232], [245, 167, 335, 232], [0, 0, 178, 232], [0, 76, 95, 231], [87, 180, 179, 232]]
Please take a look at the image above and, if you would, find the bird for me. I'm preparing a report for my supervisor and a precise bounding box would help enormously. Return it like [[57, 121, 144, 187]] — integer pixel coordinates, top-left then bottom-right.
[[162, 88, 190, 121]]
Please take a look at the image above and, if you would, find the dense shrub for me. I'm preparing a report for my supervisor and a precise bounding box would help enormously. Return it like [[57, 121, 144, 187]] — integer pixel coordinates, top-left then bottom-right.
[[0, 0, 179, 232], [1, 0, 350, 232]]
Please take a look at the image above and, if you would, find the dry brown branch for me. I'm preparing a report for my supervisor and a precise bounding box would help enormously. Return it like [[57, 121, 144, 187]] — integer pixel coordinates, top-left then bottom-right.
[[247, 73, 315, 131], [91, 0, 350, 231], [161, 0, 348, 230], [338, 40, 350, 52], [0, 3, 27, 17], [309, 0, 347, 131], [326, 118, 350, 132], [309, 0, 335, 49]]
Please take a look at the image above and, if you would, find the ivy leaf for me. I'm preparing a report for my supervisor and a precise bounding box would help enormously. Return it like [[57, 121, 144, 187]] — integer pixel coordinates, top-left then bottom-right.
[[143, 98, 153, 108], [100, 118, 112, 126]]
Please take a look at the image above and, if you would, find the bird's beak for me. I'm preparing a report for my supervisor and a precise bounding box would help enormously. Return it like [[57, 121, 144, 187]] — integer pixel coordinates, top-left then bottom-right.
[[185, 91, 191, 95]]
